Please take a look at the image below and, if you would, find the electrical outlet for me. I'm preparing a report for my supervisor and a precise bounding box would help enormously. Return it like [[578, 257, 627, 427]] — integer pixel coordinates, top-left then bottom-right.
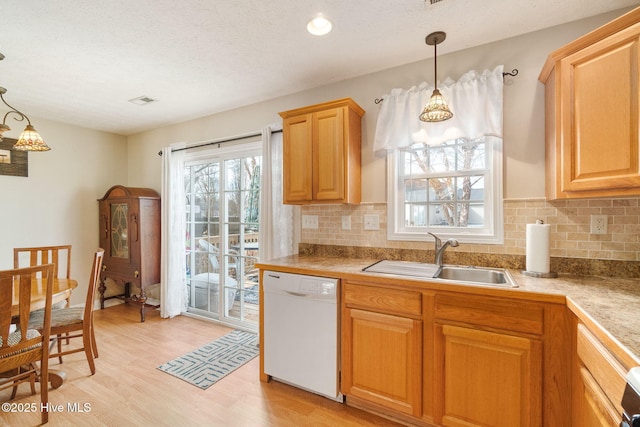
[[302, 215, 318, 229], [590, 214, 607, 235], [364, 214, 379, 230], [341, 215, 351, 230]]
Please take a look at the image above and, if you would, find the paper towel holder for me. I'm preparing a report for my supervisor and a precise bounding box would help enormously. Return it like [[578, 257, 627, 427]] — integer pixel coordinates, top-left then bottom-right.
[[522, 219, 558, 278]]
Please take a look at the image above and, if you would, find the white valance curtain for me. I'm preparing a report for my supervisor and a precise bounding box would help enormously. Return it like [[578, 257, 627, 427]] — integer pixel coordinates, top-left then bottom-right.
[[160, 142, 187, 318], [373, 65, 504, 153]]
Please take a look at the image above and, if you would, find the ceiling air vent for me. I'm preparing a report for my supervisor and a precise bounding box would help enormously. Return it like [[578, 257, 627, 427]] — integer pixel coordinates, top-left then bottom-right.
[[128, 95, 157, 106]]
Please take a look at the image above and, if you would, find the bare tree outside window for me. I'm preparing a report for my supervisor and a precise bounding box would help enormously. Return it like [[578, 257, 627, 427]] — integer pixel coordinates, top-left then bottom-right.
[[402, 138, 486, 229]]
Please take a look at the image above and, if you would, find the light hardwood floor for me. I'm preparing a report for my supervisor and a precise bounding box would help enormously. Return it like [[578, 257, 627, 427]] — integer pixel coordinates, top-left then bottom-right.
[[1, 303, 400, 426]]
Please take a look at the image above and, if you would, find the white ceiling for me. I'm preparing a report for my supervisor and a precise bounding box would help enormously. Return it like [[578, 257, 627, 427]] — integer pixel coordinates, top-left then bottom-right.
[[1, 0, 638, 136]]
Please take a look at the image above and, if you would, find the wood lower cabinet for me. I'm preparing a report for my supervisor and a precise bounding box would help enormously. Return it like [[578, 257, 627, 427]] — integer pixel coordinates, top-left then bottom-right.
[[573, 322, 627, 426], [434, 324, 542, 427], [577, 367, 620, 427], [341, 281, 422, 418], [340, 283, 562, 426], [343, 309, 422, 416], [433, 293, 544, 427], [539, 7, 640, 199]]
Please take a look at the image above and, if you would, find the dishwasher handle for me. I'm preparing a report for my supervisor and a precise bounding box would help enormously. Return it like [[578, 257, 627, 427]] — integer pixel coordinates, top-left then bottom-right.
[[285, 291, 309, 297]]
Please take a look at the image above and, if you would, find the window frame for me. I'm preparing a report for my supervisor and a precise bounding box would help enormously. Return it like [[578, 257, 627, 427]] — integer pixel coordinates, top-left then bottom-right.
[[387, 136, 504, 244]]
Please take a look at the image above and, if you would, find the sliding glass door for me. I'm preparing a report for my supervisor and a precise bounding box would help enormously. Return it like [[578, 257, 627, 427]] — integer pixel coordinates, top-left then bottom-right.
[[184, 142, 261, 329]]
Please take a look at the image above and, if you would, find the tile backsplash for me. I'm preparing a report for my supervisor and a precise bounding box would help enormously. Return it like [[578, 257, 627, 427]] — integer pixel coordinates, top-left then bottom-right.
[[300, 197, 640, 262]]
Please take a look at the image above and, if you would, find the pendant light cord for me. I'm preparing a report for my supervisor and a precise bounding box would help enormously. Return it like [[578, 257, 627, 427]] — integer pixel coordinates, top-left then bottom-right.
[[433, 37, 438, 90]]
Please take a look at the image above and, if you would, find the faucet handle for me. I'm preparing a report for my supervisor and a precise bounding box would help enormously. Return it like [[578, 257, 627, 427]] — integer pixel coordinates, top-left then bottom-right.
[[427, 232, 441, 246]]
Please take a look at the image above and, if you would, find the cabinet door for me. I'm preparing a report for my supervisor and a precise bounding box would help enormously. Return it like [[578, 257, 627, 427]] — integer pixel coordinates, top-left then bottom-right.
[[435, 324, 542, 427], [313, 107, 345, 201], [559, 23, 640, 194], [576, 367, 620, 427], [282, 113, 313, 203], [103, 199, 140, 279], [342, 308, 422, 417], [575, 323, 626, 425]]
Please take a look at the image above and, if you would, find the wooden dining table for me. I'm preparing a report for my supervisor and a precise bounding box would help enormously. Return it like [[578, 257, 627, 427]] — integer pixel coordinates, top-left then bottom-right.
[[11, 277, 77, 317], [10, 277, 78, 388]]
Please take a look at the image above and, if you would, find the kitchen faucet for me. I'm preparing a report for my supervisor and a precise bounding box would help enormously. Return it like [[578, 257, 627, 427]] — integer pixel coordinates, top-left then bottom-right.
[[427, 232, 459, 266]]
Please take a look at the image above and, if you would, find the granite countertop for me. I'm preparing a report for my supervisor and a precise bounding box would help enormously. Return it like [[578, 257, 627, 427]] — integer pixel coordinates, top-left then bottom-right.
[[257, 254, 640, 366]]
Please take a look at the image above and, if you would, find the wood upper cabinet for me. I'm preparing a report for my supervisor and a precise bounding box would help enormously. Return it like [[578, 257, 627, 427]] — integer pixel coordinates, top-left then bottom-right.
[[433, 293, 544, 427], [539, 7, 640, 199], [341, 281, 422, 418], [279, 98, 364, 204]]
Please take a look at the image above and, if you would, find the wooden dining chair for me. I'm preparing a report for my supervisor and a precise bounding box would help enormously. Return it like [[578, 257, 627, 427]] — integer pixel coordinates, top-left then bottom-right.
[[0, 264, 54, 424], [29, 249, 104, 375], [13, 245, 72, 280], [14, 245, 73, 354], [14, 245, 72, 308]]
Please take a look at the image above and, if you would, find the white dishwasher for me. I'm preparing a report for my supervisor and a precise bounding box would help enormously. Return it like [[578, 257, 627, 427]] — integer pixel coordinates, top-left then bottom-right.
[[263, 270, 343, 402]]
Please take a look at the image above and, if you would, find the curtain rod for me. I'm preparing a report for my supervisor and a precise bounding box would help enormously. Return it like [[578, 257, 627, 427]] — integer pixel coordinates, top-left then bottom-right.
[[157, 128, 283, 156], [374, 68, 519, 104]]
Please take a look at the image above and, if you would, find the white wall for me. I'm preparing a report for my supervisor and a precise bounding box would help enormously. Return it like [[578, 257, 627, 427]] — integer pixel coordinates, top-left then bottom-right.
[[0, 118, 127, 305], [126, 10, 628, 202]]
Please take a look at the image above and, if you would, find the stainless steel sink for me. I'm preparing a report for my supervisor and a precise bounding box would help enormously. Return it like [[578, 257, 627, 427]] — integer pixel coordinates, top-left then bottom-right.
[[435, 265, 517, 287], [363, 261, 518, 288], [362, 260, 440, 278]]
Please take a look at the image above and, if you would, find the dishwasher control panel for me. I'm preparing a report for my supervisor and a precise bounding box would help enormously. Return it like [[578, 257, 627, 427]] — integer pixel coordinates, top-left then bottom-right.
[[300, 278, 336, 296], [264, 271, 338, 298]]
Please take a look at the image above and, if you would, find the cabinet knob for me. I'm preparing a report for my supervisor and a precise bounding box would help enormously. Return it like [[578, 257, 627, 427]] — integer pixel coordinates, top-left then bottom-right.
[[102, 264, 107, 271], [134, 270, 139, 278]]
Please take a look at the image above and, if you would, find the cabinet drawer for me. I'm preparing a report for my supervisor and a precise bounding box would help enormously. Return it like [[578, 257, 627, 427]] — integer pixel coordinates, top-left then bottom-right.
[[343, 282, 421, 316], [434, 294, 544, 335], [577, 323, 627, 415]]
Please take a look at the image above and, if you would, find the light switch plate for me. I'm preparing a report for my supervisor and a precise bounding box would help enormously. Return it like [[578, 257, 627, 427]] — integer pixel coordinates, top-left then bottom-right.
[[302, 215, 318, 229], [364, 214, 379, 230]]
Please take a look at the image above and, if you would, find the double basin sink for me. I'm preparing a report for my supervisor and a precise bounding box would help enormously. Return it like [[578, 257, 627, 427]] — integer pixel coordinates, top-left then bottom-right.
[[363, 260, 518, 288]]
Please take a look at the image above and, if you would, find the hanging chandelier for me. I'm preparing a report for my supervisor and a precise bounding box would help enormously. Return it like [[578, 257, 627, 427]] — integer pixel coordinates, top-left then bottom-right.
[[0, 53, 50, 151], [419, 31, 453, 123]]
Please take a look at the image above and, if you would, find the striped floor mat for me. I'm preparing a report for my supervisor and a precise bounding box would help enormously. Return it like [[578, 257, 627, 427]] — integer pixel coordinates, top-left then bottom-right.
[[157, 329, 259, 389]]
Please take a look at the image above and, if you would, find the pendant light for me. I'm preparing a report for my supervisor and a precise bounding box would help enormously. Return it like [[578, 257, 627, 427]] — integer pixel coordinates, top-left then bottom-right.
[[419, 31, 453, 123], [0, 53, 50, 151]]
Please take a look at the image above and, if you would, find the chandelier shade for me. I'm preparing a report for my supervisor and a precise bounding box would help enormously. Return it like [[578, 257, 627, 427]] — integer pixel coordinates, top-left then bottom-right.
[[13, 124, 50, 151], [0, 53, 50, 151]]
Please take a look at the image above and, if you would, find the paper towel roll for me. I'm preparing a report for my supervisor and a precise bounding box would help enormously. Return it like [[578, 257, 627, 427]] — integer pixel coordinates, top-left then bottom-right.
[[526, 222, 551, 273]]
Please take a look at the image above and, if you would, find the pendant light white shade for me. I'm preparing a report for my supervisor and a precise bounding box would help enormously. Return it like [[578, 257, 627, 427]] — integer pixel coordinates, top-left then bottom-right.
[[419, 89, 453, 122]]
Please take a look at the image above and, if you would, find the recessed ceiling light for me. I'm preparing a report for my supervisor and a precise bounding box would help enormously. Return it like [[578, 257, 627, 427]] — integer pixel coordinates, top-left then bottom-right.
[[307, 16, 332, 36], [128, 95, 157, 106]]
